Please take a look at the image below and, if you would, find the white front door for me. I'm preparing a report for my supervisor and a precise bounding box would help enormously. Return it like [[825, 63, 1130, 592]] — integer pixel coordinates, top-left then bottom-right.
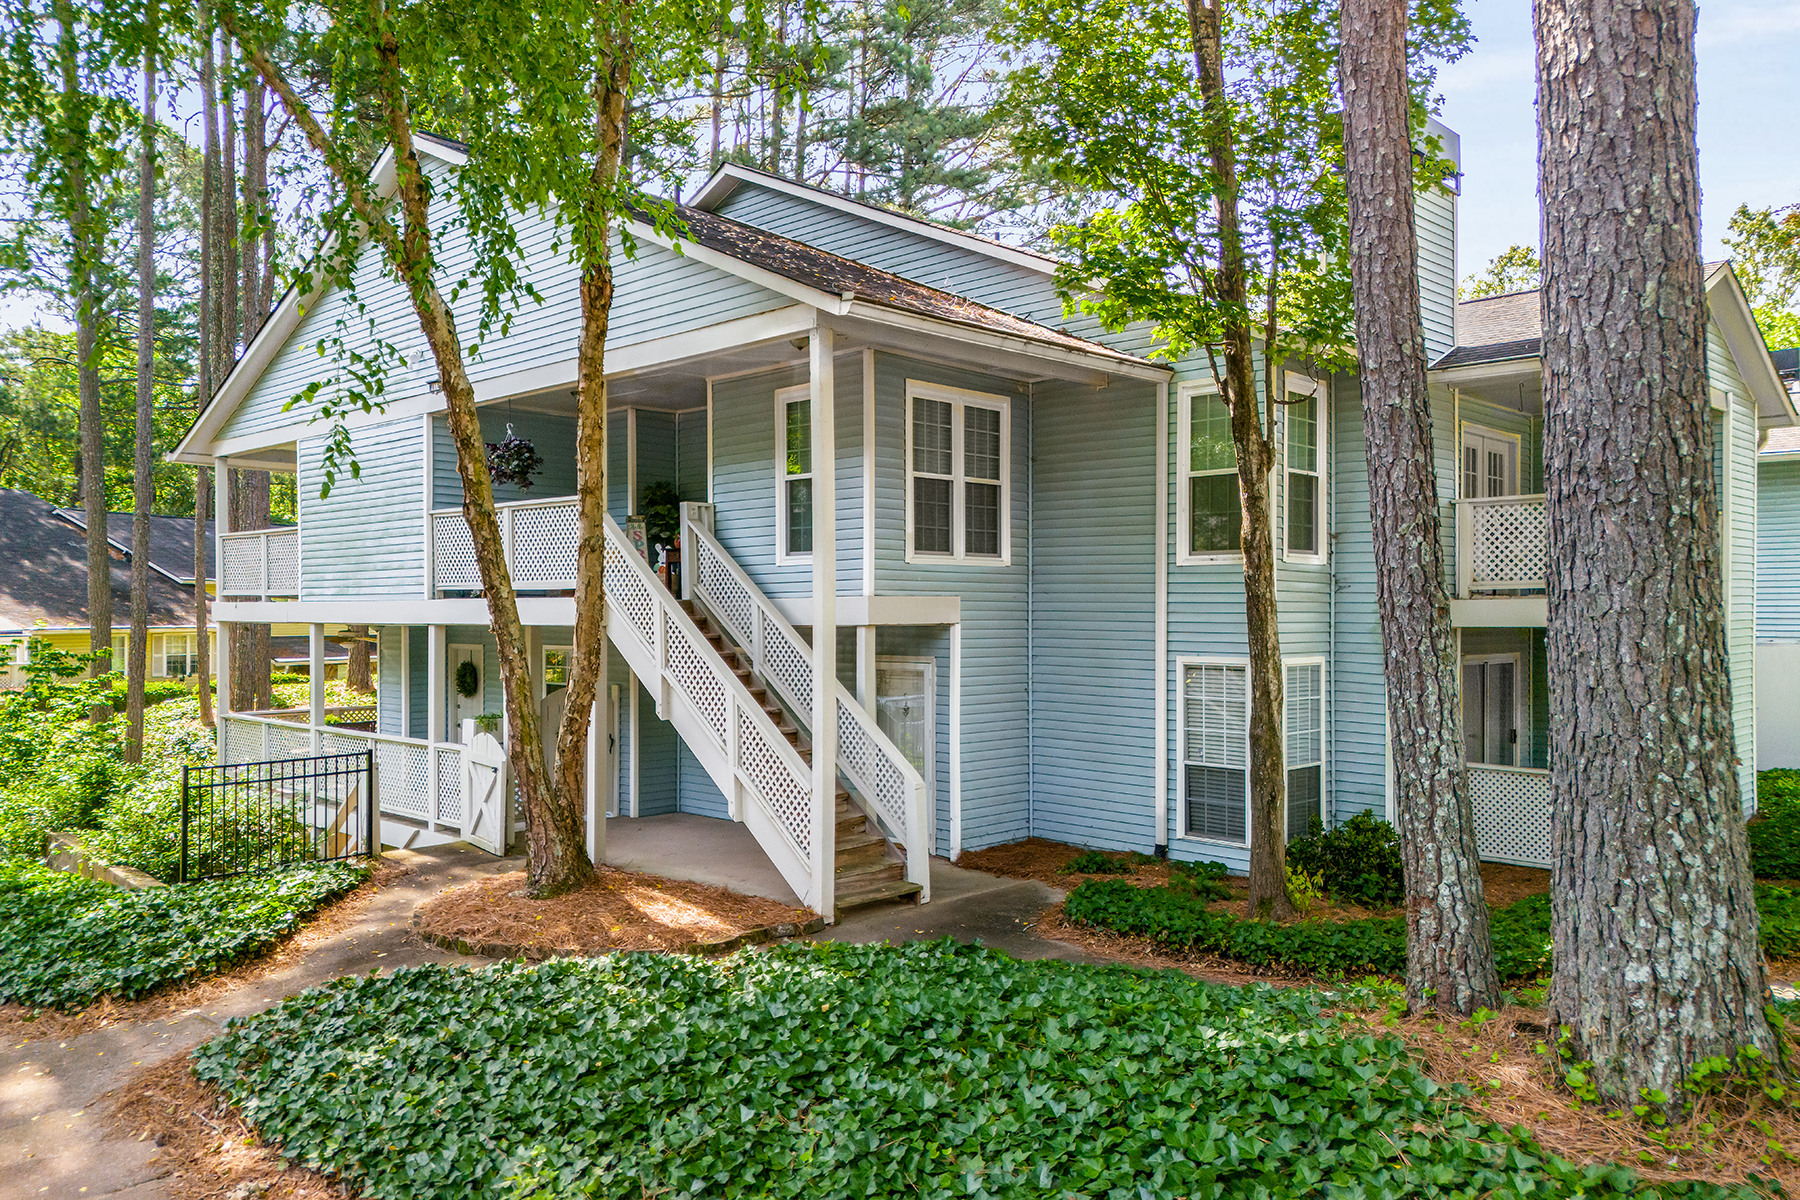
[[876, 657, 935, 848], [449, 644, 484, 743], [1461, 427, 1520, 499], [1462, 654, 1521, 767]]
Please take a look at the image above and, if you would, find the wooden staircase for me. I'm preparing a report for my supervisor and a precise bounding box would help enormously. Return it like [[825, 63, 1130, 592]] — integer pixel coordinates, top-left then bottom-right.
[[681, 600, 922, 917]]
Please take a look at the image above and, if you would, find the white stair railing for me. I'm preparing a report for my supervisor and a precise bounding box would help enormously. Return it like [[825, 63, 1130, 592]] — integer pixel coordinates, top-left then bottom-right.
[[684, 509, 931, 901]]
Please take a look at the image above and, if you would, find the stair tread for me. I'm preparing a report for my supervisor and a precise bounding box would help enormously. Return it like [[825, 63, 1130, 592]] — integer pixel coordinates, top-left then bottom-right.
[[836, 858, 903, 881], [836, 830, 886, 850], [834, 878, 923, 913]]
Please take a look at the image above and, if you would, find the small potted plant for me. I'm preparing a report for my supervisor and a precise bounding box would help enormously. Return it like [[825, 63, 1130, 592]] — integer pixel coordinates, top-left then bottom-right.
[[486, 425, 543, 490]]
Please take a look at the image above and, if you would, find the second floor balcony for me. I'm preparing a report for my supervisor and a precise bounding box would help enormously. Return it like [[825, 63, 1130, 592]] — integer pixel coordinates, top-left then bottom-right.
[[1453, 492, 1547, 599]]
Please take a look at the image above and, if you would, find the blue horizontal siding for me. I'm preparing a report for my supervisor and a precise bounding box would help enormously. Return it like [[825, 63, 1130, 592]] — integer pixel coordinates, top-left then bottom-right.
[[297, 416, 423, 600]]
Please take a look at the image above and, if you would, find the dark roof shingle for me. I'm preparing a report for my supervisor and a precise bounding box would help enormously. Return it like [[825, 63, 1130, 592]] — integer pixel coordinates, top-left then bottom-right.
[[55, 509, 216, 583], [0, 489, 198, 631], [1432, 290, 1542, 369]]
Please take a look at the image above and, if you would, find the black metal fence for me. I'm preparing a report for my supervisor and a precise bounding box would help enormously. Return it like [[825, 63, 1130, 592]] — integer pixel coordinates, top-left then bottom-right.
[[179, 750, 375, 883]]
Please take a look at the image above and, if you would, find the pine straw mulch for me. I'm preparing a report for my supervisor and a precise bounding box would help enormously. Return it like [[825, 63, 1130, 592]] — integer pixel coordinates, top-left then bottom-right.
[[108, 1054, 348, 1200], [957, 836, 1552, 924], [1372, 1005, 1800, 1195], [412, 866, 815, 957], [0, 858, 414, 1051]]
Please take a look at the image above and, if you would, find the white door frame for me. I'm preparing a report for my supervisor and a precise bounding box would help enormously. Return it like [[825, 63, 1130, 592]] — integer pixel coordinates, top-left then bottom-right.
[[877, 654, 937, 852]]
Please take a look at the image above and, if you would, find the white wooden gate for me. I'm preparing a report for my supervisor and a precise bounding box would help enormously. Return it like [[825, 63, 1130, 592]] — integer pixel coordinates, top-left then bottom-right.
[[460, 725, 508, 854]]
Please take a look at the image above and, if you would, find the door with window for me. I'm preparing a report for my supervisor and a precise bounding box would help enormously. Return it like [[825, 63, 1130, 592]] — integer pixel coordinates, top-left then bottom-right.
[[876, 658, 935, 846], [1461, 427, 1519, 500], [1462, 654, 1520, 766]]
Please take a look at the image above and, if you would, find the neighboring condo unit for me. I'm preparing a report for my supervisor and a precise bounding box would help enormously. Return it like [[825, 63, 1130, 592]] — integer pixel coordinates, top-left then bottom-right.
[[173, 122, 1793, 916], [1758, 350, 1800, 770]]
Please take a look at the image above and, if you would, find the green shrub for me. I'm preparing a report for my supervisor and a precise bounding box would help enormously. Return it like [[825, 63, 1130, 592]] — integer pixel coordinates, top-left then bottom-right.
[[1286, 810, 1405, 907], [1066, 878, 1800, 983], [1060, 849, 1134, 874], [270, 671, 309, 686], [104, 678, 195, 710], [1749, 770, 1800, 880], [1168, 857, 1234, 901], [0, 859, 367, 1010], [193, 942, 1738, 1200]]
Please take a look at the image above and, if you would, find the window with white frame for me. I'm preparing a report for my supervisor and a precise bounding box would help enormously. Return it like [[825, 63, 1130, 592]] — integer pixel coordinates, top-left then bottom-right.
[[111, 634, 126, 671], [1180, 384, 1241, 561], [543, 645, 571, 694], [155, 633, 196, 678], [777, 385, 812, 560], [1285, 661, 1324, 842], [906, 381, 1009, 562], [1284, 378, 1325, 562], [1180, 661, 1248, 842]]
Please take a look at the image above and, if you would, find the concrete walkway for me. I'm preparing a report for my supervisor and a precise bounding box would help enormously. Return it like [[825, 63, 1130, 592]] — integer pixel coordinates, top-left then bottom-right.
[[604, 812, 804, 907], [1, 844, 512, 1200]]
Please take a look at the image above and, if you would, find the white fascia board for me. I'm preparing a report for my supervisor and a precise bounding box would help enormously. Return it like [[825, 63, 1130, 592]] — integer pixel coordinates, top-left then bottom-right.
[[772, 594, 962, 626], [842, 300, 1169, 384], [1705, 264, 1796, 429], [688, 162, 1058, 277], [171, 139, 469, 465], [215, 595, 579, 626]]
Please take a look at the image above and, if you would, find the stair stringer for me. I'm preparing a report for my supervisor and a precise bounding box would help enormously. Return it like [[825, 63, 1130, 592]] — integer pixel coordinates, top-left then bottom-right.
[[601, 535, 818, 912]]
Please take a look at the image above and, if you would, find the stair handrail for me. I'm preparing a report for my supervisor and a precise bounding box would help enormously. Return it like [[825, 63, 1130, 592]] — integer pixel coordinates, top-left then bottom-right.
[[601, 514, 822, 898], [683, 511, 931, 901]]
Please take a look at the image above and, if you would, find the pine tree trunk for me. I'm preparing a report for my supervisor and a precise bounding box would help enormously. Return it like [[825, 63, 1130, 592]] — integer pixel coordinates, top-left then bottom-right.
[[196, 4, 218, 729], [1339, 0, 1500, 1014], [195, 467, 213, 725], [1536, 0, 1776, 1103], [347, 625, 373, 693], [1187, 0, 1291, 917], [229, 468, 270, 709], [127, 16, 158, 763]]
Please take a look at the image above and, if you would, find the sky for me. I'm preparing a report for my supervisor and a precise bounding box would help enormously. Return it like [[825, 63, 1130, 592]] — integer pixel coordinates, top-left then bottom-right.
[[1438, 0, 1800, 284]]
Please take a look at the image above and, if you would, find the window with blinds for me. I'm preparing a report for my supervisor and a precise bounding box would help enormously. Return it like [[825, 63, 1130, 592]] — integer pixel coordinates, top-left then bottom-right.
[[1182, 662, 1248, 843], [907, 382, 1009, 562], [1286, 662, 1323, 841]]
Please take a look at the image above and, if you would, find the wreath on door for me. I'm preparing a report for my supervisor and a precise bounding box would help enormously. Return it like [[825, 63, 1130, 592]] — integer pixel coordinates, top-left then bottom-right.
[[455, 660, 480, 698]]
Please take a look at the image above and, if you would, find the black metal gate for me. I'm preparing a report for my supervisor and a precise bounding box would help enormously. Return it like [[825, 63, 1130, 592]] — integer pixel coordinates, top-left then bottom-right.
[[179, 750, 375, 883]]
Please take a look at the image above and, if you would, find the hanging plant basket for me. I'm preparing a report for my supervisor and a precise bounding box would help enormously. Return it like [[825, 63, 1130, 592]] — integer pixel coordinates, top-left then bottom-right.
[[455, 660, 480, 698], [486, 425, 543, 490]]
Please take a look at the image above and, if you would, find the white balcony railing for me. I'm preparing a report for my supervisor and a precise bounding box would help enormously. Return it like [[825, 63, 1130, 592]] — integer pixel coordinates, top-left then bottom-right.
[[1454, 494, 1546, 596], [1468, 764, 1551, 869], [431, 496, 580, 593], [219, 528, 299, 599]]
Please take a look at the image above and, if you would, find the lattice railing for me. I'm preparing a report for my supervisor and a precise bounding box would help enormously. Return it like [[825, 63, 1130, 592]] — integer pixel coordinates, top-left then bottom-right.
[[431, 496, 583, 593], [684, 512, 931, 899], [218, 714, 462, 837], [1469, 764, 1551, 869], [600, 513, 820, 883], [219, 528, 299, 599], [1455, 494, 1547, 596]]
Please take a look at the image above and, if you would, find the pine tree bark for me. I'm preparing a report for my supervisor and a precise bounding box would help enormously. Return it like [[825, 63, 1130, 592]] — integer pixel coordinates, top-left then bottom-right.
[[196, 2, 218, 729], [1536, 0, 1776, 1103], [1187, 0, 1291, 918], [1339, 0, 1501, 1014], [127, 11, 158, 763], [347, 625, 373, 693], [195, 467, 213, 725], [53, 0, 112, 691]]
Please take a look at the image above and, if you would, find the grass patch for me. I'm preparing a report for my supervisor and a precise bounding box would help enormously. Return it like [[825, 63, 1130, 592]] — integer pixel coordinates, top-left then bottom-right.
[[1066, 879, 1800, 983], [194, 942, 1772, 1199], [0, 859, 368, 1011]]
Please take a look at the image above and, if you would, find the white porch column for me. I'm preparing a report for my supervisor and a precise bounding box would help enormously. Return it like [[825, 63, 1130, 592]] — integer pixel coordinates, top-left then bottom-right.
[[809, 321, 837, 918], [308, 624, 326, 751], [427, 626, 446, 743], [214, 619, 233, 766], [855, 625, 877, 708]]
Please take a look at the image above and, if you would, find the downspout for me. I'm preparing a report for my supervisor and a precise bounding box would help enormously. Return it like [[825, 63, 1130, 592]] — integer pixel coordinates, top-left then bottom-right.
[[1027, 381, 1035, 840], [1327, 374, 1337, 829], [1154, 376, 1170, 853]]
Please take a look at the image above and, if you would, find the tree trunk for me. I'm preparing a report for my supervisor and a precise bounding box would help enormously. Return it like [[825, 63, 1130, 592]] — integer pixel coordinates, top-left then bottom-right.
[[127, 13, 158, 763], [196, 1, 218, 730], [1187, 0, 1291, 918], [1537, 0, 1775, 1103], [242, 76, 266, 342], [229, 468, 270, 709], [347, 625, 373, 693], [1339, 0, 1500, 1014], [53, 0, 111, 692], [195, 467, 213, 725]]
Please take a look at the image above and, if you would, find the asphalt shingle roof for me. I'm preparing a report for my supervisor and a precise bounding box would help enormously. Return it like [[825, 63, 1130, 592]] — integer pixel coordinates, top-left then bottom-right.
[[54, 509, 216, 583], [0, 489, 198, 631], [1432, 290, 1542, 369]]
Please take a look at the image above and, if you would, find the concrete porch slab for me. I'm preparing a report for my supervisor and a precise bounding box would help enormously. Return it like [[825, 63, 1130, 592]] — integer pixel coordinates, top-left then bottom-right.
[[603, 813, 804, 908]]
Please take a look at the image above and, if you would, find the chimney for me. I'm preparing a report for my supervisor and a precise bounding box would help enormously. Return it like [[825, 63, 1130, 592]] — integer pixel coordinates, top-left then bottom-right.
[[1415, 117, 1461, 363]]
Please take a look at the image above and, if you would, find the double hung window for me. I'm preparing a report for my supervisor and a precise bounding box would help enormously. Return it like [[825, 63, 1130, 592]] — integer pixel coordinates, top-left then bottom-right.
[[1180, 661, 1248, 843], [1182, 386, 1241, 559], [1285, 662, 1324, 841], [777, 385, 812, 560], [906, 381, 1008, 562], [1284, 379, 1325, 561]]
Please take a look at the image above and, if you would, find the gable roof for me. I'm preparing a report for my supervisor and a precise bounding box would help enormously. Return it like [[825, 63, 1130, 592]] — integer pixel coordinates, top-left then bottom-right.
[[0, 490, 198, 633], [689, 162, 1058, 277], [1431, 264, 1796, 428], [53, 509, 216, 585]]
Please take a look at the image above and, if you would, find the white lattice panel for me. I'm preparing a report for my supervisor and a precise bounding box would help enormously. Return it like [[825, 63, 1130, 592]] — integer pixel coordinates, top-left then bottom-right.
[[764, 624, 813, 717], [322, 731, 371, 758], [436, 747, 464, 824], [433, 512, 481, 590], [666, 622, 728, 745], [606, 551, 657, 648], [376, 740, 430, 820], [222, 718, 264, 764], [737, 709, 810, 856], [220, 538, 265, 595], [1469, 766, 1552, 868], [266, 723, 312, 760], [265, 530, 300, 594], [837, 698, 909, 837], [1468, 497, 1547, 589], [510, 503, 580, 588], [695, 541, 757, 648]]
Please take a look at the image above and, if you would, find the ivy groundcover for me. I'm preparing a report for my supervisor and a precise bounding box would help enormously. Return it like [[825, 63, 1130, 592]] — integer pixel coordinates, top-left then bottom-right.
[[195, 940, 1770, 1200]]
